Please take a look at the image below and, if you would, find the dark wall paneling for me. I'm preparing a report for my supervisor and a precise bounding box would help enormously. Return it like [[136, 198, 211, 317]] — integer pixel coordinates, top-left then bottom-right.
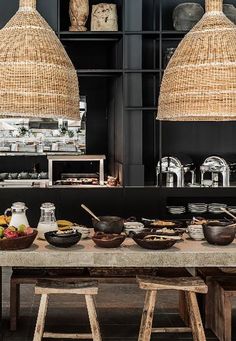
[[1, 187, 236, 227], [0, 0, 58, 30]]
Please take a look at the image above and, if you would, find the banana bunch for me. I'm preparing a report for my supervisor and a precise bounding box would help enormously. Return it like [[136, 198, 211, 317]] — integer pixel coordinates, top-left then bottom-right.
[[57, 220, 74, 231]]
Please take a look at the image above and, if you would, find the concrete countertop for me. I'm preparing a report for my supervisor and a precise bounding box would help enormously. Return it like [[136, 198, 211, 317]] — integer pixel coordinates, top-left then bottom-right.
[[1, 236, 236, 268]]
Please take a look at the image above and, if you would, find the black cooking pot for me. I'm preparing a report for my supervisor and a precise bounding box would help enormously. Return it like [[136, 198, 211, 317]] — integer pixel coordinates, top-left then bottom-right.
[[92, 216, 124, 234], [203, 221, 235, 246]]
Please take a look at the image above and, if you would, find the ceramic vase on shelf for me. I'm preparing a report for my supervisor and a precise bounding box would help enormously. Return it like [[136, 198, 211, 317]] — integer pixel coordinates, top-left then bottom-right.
[[91, 3, 118, 31], [69, 0, 89, 32], [172, 3, 204, 31]]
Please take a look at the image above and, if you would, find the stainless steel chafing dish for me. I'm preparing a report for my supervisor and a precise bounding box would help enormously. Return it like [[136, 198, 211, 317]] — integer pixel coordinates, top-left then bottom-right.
[[156, 155, 195, 187], [200, 155, 236, 187]]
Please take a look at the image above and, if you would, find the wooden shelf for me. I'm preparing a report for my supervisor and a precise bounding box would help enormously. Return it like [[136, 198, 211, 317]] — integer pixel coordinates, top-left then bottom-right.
[[60, 31, 123, 41]]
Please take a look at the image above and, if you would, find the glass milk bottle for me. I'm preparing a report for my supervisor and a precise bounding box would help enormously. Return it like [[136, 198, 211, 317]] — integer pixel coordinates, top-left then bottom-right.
[[37, 203, 58, 240]]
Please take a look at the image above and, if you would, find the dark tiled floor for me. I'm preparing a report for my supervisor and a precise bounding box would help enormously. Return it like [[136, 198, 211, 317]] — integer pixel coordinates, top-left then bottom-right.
[[1, 268, 236, 340]]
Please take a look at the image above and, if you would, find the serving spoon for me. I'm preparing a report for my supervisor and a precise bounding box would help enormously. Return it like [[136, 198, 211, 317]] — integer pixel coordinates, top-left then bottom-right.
[[81, 204, 100, 222], [220, 207, 236, 221]]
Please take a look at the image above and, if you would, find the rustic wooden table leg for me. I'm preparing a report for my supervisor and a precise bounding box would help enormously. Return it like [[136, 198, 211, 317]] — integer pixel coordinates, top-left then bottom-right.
[[186, 291, 206, 341], [138, 290, 157, 341], [10, 280, 20, 331]]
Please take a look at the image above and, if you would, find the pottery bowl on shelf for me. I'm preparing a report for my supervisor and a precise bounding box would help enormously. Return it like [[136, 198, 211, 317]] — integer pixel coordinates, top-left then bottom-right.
[[92, 216, 124, 234], [0, 230, 38, 250], [203, 221, 235, 246], [132, 232, 180, 250], [44, 230, 81, 248], [92, 232, 126, 248]]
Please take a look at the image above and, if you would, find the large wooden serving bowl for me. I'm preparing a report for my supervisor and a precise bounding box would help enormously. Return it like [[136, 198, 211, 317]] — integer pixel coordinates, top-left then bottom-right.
[[0, 230, 38, 250]]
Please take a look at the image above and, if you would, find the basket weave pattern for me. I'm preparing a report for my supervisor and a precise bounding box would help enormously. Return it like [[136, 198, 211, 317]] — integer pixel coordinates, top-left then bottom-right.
[[0, 0, 80, 119], [158, 0, 236, 121]]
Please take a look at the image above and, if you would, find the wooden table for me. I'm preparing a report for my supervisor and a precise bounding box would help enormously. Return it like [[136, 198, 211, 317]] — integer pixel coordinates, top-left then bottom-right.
[[1, 236, 236, 339]]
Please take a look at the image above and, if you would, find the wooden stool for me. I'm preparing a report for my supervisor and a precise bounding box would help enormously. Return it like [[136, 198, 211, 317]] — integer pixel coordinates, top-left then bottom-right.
[[33, 279, 102, 341], [137, 276, 208, 341], [205, 277, 236, 341]]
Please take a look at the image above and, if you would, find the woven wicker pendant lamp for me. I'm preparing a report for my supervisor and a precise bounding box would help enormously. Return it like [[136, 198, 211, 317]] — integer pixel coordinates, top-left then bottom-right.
[[157, 0, 236, 121], [0, 0, 80, 120]]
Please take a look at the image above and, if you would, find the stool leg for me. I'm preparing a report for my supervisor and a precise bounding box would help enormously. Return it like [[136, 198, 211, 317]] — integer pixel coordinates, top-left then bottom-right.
[[10, 281, 20, 331], [186, 291, 206, 341], [85, 295, 102, 341], [33, 294, 49, 341], [138, 290, 157, 341]]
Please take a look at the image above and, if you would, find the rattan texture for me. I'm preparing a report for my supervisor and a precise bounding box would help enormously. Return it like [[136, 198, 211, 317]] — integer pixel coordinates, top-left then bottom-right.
[[0, 0, 80, 120], [157, 0, 236, 121]]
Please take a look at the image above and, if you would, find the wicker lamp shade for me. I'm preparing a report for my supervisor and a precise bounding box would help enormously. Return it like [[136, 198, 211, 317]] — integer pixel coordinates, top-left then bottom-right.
[[157, 0, 236, 121], [0, 0, 80, 120]]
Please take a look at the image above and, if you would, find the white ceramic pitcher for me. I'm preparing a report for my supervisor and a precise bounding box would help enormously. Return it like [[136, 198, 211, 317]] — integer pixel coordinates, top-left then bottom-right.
[[5, 202, 29, 228]]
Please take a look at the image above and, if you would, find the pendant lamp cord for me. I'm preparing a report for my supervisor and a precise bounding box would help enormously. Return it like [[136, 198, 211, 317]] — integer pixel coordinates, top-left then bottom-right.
[[205, 0, 223, 12]]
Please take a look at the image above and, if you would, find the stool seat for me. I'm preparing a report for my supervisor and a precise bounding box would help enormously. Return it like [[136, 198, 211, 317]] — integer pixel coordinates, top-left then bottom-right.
[[137, 276, 208, 293], [35, 279, 98, 295]]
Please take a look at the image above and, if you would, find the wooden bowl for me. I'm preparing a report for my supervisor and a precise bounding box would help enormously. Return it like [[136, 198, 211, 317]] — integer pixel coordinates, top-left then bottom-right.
[[0, 230, 38, 250], [92, 233, 126, 248], [133, 232, 178, 250]]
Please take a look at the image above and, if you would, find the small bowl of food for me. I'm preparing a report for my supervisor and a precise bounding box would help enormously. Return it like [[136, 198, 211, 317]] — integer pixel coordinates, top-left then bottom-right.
[[45, 229, 81, 248], [73, 225, 90, 239], [203, 221, 235, 246], [124, 222, 144, 236], [92, 232, 126, 248], [132, 232, 181, 250]]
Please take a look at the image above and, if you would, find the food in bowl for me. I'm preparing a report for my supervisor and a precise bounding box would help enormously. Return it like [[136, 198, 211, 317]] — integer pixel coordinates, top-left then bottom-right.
[[92, 232, 126, 248], [133, 232, 180, 250], [0, 224, 37, 250], [151, 220, 176, 227], [0, 225, 34, 239], [45, 230, 81, 248]]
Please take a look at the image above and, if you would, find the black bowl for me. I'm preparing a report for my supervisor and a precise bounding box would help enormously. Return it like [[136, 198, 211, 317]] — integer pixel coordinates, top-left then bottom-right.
[[45, 230, 81, 248], [92, 216, 124, 234], [133, 232, 178, 250], [203, 222, 235, 246]]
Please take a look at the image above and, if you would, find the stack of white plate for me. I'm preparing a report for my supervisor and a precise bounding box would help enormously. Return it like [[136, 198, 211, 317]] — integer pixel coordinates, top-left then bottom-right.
[[167, 206, 186, 215], [124, 222, 144, 236], [208, 203, 227, 214], [188, 203, 207, 214], [73, 225, 90, 239]]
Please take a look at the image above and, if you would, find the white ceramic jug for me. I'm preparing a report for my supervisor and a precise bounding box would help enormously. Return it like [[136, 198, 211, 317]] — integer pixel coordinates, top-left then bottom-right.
[[5, 202, 29, 228]]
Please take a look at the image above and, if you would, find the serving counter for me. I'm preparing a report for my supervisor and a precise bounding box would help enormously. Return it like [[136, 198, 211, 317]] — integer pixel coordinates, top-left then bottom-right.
[[0, 236, 236, 339], [1, 236, 236, 268]]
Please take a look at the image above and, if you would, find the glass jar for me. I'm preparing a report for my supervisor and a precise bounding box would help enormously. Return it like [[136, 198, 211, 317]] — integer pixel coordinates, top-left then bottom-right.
[[37, 203, 58, 240]]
